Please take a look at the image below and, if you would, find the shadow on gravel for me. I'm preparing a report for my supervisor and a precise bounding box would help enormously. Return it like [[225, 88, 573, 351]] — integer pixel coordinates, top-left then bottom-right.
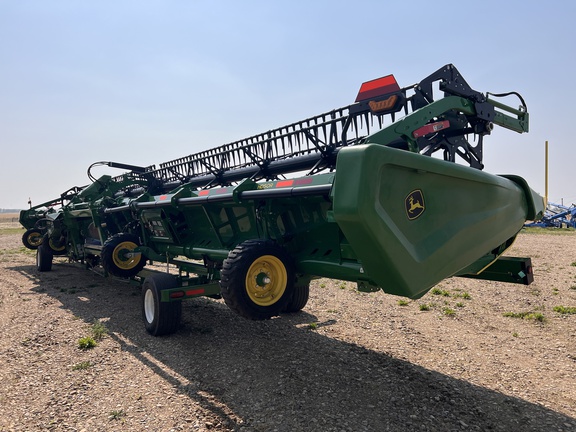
[[11, 262, 576, 432]]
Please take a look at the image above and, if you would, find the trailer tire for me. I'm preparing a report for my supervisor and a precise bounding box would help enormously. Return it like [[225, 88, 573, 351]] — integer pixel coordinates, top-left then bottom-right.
[[22, 229, 44, 250], [44, 235, 67, 256], [36, 244, 53, 272], [101, 233, 146, 278], [220, 239, 295, 320], [142, 274, 182, 336], [283, 282, 310, 313]]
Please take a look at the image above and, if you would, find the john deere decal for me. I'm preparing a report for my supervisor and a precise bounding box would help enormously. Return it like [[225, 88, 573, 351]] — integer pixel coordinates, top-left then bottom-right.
[[405, 190, 425, 220]]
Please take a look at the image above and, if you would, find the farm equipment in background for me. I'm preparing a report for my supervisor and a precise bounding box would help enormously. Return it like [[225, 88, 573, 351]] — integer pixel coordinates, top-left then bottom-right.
[[20, 64, 544, 336], [525, 202, 576, 228]]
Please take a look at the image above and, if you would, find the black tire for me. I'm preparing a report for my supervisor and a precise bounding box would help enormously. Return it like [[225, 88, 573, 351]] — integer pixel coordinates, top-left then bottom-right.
[[36, 244, 53, 272], [22, 228, 43, 250], [142, 274, 182, 336], [283, 283, 310, 313], [44, 235, 67, 256], [220, 239, 295, 320], [101, 233, 146, 278]]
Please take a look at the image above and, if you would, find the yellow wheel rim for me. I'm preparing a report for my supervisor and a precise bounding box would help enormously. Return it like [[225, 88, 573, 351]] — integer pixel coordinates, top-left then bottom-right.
[[48, 238, 66, 252], [27, 232, 43, 247], [245, 255, 287, 307], [112, 241, 140, 270]]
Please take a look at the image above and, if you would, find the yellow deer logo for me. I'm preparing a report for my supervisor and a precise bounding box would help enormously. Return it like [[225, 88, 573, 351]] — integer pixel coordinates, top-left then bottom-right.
[[405, 190, 425, 220]]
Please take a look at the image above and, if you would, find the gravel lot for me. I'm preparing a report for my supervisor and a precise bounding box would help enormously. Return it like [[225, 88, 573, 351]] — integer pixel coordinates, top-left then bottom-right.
[[1, 216, 575, 431]]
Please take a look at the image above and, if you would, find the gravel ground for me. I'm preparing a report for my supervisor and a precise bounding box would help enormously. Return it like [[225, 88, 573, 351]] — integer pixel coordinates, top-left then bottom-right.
[[1, 219, 575, 431]]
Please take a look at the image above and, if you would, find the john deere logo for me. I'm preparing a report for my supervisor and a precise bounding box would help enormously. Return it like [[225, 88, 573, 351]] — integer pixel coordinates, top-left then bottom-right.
[[405, 190, 425, 220]]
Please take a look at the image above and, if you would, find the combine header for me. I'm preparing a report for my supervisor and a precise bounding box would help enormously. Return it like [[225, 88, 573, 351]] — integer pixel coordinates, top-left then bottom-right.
[[20, 64, 544, 335]]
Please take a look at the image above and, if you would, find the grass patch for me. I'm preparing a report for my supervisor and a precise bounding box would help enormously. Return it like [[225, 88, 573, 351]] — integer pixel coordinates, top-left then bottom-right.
[[503, 311, 546, 322], [553, 306, 576, 315], [431, 288, 451, 297], [0, 247, 35, 256], [78, 336, 97, 350], [419, 304, 430, 311], [91, 320, 108, 340], [443, 308, 456, 316], [0, 227, 25, 236], [397, 299, 409, 306], [307, 322, 318, 330], [522, 227, 576, 235], [72, 361, 93, 370], [108, 410, 126, 421]]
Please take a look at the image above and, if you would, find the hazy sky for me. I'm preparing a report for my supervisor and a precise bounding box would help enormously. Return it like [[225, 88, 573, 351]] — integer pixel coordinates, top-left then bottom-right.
[[1, 1, 574, 209]]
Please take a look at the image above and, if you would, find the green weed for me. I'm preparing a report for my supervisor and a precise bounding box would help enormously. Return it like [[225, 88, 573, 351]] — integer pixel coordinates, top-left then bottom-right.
[[78, 336, 97, 350], [419, 304, 430, 311], [503, 311, 546, 322], [72, 361, 93, 370], [431, 288, 450, 297], [553, 306, 576, 315], [397, 299, 409, 306], [108, 410, 126, 421], [91, 320, 108, 340]]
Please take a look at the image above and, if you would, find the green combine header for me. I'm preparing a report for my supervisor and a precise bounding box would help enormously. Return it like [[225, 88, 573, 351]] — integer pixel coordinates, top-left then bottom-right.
[[20, 64, 543, 335]]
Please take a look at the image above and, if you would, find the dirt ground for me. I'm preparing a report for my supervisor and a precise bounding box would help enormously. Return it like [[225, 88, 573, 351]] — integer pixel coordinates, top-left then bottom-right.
[[1, 214, 575, 431]]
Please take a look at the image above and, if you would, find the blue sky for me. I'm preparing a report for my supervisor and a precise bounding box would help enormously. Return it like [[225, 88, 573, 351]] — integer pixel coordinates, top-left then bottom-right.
[[1, 1, 574, 209]]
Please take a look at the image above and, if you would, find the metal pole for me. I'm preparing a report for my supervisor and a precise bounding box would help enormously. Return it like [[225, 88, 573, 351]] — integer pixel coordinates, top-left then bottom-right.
[[545, 140, 548, 208]]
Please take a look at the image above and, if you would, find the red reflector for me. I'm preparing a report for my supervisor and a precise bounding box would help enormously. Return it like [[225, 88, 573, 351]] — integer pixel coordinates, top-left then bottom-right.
[[198, 190, 209, 196], [159, 195, 168, 201], [412, 120, 450, 138], [356, 74, 400, 102], [170, 291, 185, 299], [276, 180, 294, 188], [185, 288, 205, 296]]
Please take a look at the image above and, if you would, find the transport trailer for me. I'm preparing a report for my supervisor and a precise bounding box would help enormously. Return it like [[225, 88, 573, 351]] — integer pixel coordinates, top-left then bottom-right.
[[20, 64, 544, 336]]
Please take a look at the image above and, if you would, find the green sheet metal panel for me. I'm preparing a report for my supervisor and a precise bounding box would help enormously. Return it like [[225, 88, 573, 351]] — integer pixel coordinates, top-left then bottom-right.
[[332, 144, 532, 299]]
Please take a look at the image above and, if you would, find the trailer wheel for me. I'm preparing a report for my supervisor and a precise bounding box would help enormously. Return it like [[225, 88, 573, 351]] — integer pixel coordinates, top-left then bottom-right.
[[283, 283, 310, 313], [220, 239, 295, 320], [101, 233, 146, 278], [22, 229, 44, 250], [142, 274, 182, 336], [36, 244, 53, 272], [44, 236, 67, 256]]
